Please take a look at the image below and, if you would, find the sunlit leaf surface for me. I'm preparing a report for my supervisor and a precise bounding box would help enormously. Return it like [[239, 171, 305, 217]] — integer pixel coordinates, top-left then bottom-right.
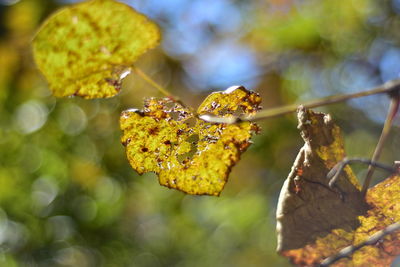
[[278, 108, 400, 266], [32, 0, 160, 99], [120, 86, 261, 196]]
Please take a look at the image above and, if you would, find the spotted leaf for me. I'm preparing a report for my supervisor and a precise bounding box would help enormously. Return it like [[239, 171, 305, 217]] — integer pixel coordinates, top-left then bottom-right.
[[120, 86, 261, 196], [33, 0, 160, 98]]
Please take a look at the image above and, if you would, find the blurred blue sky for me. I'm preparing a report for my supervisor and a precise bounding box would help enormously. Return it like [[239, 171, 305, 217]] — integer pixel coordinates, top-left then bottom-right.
[[57, 0, 261, 91], [127, 0, 261, 91]]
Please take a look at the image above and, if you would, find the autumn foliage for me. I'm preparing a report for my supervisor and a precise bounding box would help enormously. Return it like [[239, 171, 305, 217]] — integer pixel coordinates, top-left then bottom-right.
[[277, 108, 400, 266], [28, 0, 400, 266], [33, 0, 160, 98], [120, 86, 261, 195]]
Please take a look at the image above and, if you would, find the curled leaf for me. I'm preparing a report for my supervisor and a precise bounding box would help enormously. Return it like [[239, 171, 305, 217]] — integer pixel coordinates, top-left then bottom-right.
[[283, 174, 400, 267], [33, 0, 160, 99], [278, 107, 400, 266], [120, 86, 261, 196], [276, 107, 368, 253]]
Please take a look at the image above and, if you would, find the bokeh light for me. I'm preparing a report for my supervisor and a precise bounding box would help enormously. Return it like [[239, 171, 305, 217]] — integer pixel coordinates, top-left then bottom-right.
[[0, 0, 399, 266]]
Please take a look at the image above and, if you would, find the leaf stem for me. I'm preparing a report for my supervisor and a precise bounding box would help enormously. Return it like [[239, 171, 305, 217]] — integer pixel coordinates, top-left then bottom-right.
[[131, 66, 173, 97], [361, 92, 400, 195], [200, 79, 400, 123], [131, 66, 191, 111]]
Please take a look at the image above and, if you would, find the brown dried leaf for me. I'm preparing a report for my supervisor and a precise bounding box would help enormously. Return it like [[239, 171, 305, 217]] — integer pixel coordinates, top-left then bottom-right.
[[120, 86, 261, 196], [277, 107, 400, 266]]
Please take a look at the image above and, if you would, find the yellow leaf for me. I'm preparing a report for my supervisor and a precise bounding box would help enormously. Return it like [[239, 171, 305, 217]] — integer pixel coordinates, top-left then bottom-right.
[[120, 86, 261, 196], [32, 0, 160, 99]]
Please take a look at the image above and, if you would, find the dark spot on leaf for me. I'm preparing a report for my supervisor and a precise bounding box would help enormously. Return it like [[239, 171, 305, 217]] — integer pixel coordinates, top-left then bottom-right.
[[238, 142, 250, 152], [105, 78, 122, 91], [141, 147, 148, 152], [122, 138, 131, 146], [149, 126, 159, 135]]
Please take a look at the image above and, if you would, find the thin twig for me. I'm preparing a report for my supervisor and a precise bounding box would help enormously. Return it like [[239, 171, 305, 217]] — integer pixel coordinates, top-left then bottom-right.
[[200, 79, 400, 123], [326, 158, 398, 188], [319, 221, 400, 266], [361, 93, 400, 195]]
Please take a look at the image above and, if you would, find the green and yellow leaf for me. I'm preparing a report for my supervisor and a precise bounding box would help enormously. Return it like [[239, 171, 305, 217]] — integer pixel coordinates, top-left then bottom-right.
[[120, 86, 261, 196], [33, 0, 160, 99]]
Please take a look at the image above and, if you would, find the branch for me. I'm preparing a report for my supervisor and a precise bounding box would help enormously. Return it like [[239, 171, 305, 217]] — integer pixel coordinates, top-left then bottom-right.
[[200, 79, 400, 123], [361, 92, 400, 195], [327, 158, 398, 189], [319, 221, 400, 266]]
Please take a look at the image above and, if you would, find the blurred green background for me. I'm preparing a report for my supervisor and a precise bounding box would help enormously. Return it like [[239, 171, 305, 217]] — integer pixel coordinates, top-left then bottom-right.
[[0, 0, 399, 266]]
